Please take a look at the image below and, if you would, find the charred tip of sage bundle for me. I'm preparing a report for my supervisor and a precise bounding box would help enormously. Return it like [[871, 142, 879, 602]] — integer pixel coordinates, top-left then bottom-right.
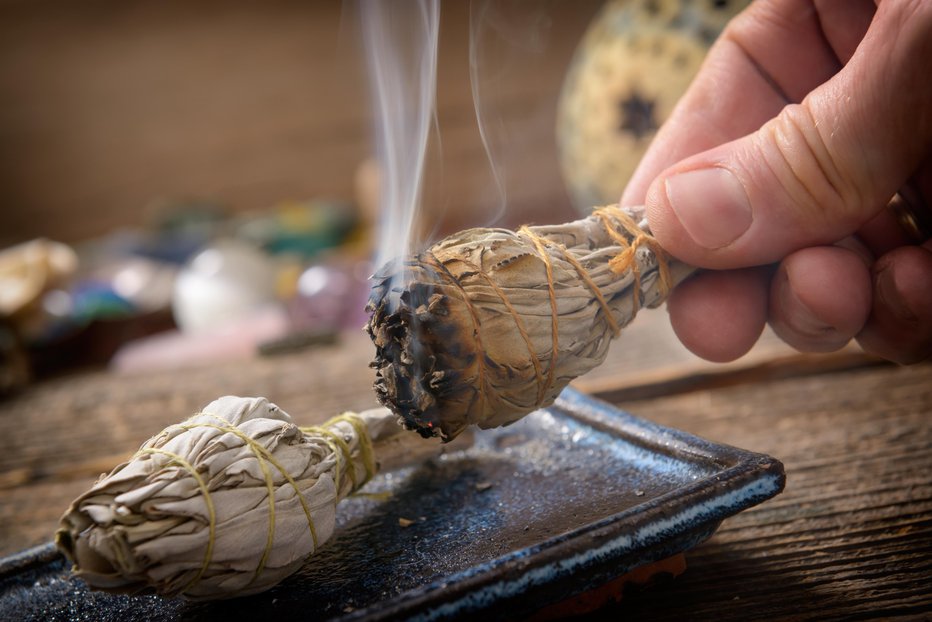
[[366, 256, 465, 441], [366, 207, 694, 442]]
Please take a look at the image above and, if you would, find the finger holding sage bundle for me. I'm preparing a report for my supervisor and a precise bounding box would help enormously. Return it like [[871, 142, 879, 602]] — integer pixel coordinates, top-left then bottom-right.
[[366, 205, 695, 442], [56, 396, 430, 601]]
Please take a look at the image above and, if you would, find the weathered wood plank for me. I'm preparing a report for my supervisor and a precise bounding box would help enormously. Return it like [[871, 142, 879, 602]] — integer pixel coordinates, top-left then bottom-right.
[[606, 364, 932, 620]]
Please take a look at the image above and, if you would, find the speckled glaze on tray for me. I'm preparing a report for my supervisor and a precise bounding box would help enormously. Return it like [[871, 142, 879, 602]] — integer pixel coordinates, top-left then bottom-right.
[[0, 388, 784, 621]]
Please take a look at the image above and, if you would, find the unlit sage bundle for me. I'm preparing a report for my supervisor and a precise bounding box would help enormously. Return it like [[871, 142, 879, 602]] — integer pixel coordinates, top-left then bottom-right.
[[56, 396, 428, 600], [367, 205, 694, 441]]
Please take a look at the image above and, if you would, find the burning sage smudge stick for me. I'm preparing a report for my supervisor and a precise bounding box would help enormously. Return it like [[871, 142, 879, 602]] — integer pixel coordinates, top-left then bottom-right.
[[56, 396, 443, 600], [366, 205, 695, 441]]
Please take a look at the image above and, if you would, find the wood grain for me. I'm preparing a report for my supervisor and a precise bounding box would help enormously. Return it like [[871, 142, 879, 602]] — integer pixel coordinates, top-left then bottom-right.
[[609, 363, 932, 621]]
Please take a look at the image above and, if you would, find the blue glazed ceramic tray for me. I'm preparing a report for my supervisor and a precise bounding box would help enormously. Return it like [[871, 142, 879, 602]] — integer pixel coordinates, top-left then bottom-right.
[[0, 388, 784, 621]]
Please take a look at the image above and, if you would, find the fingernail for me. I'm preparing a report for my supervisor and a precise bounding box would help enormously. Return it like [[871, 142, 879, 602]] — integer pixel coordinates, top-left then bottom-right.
[[875, 264, 917, 323], [663, 168, 752, 249]]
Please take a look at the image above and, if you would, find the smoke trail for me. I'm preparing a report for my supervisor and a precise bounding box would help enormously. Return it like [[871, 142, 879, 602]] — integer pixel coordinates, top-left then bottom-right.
[[359, 0, 440, 269], [469, 0, 508, 226]]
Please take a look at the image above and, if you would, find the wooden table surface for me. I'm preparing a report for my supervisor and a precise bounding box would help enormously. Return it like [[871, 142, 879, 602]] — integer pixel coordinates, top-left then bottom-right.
[[1, 314, 930, 620]]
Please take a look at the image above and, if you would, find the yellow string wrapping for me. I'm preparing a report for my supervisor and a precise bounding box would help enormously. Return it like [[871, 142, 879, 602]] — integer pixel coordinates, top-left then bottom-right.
[[303, 413, 377, 485], [135, 410, 376, 594], [138, 447, 215, 595], [181, 417, 288, 587], [302, 427, 354, 491]]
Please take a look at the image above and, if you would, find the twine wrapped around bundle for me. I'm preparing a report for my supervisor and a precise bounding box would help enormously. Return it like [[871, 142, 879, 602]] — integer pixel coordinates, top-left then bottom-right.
[[56, 396, 415, 600], [366, 205, 694, 441]]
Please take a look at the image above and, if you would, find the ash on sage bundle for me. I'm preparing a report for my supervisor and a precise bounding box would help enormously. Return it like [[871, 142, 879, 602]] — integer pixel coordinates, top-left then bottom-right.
[[366, 205, 693, 441]]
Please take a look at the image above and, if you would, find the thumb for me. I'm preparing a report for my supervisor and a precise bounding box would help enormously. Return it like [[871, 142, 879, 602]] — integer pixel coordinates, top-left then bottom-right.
[[645, 1, 932, 270]]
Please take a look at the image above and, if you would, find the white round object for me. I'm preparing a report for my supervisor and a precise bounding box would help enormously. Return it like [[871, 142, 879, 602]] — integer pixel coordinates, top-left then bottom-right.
[[172, 240, 278, 334]]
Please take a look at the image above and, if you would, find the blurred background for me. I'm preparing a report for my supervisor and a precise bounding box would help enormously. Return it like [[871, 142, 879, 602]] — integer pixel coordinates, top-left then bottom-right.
[[0, 0, 743, 392], [0, 1, 601, 246]]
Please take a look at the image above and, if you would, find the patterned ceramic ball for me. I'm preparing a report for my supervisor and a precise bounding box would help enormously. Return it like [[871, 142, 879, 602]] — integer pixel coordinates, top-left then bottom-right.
[[557, 0, 749, 212]]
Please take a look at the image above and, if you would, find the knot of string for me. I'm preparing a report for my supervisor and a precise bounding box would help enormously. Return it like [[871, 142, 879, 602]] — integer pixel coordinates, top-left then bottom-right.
[[135, 410, 376, 595], [592, 205, 672, 309]]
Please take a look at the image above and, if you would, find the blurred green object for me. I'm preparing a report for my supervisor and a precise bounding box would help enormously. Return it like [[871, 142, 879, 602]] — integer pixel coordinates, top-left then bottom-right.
[[69, 282, 136, 324], [236, 199, 357, 258], [137, 198, 230, 264], [556, 0, 749, 212], [152, 198, 229, 236]]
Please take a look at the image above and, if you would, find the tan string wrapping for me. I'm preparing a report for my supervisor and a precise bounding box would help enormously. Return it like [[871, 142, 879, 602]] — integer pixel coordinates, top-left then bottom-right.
[[518, 228, 561, 401], [368, 204, 689, 441]]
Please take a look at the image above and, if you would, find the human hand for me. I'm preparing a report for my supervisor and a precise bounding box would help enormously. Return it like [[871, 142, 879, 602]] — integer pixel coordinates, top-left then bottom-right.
[[621, 0, 932, 364]]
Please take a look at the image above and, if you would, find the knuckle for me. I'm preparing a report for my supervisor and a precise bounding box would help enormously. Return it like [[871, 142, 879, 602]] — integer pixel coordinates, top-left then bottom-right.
[[757, 103, 869, 231]]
